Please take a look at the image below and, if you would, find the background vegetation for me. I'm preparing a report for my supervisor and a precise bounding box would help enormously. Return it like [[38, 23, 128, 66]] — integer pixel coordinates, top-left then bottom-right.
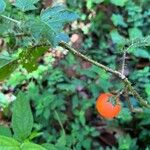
[[0, 0, 150, 149]]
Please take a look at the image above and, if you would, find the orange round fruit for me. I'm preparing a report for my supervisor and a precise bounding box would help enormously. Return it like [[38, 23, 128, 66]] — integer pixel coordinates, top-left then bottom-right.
[[96, 93, 121, 119]]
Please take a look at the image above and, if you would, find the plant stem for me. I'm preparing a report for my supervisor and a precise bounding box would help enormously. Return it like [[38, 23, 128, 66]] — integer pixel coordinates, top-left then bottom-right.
[[59, 42, 126, 79], [59, 41, 150, 109], [121, 50, 127, 75], [54, 110, 65, 135]]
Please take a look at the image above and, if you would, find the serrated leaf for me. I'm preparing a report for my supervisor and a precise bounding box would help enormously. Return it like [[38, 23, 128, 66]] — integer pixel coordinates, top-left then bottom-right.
[[20, 142, 46, 150], [0, 135, 20, 150], [27, 5, 78, 46], [40, 5, 78, 32], [12, 92, 33, 141], [14, 0, 39, 12], [53, 33, 69, 46], [18, 46, 49, 72], [26, 19, 55, 44], [0, 0, 6, 13]]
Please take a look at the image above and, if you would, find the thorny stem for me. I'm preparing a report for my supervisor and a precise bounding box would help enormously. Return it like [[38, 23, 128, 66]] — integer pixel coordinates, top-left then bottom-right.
[[121, 50, 127, 75], [59, 41, 150, 109], [59, 42, 126, 79]]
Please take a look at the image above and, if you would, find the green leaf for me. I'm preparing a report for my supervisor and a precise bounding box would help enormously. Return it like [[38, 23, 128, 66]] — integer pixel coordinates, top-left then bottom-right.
[[118, 134, 137, 150], [12, 92, 33, 141], [110, 29, 126, 46], [145, 84, 150, 96], [27, 5, 78, 46], [26, 19, 53, 43], [53, 33, 69, 46], [0, 135, 20, 150], [86, 0, 103, 9], [40, 5, 78, 32], [128, 27, 143, 39], [20, 142, 46, 150], [0, 0, 6, 13], [18, 46, 49, 72], [110, 0, 128, 7], [42, 144, 57, 150], [0, 126, 12, 137], [111, 14, 127, 27], [14, 0, 39, 12], [132, 48, 150, 59], [56, 133, 66, 148], [118, 108, 132, 122], [0, 51, 14, 67], [0, 58, 18, 81], [29, 5, 78, 46], [94, 0, 104, 4]]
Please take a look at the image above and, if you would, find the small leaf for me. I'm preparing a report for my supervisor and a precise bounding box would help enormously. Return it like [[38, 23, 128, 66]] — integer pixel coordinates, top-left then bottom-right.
[[0, 0, 6, 13], [20, 142, 46, 150], [110, 0, 128, 7], [128, 27, 143, 39], [14, 0, 39, 12], [111, 14, 127, 27], [0, 125, 12, 137], [132, 48, 150, 59], [118, 108, 132, 122], [0, 135, 20, 150], [12, 92, 33, 141], [110, 29, 126, 46], [19, 46, 49, 72]]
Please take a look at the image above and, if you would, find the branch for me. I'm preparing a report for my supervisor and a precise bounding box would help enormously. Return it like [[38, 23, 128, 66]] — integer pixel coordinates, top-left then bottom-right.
[[59, 41, 150, 109], [121, 50, 127, 75]]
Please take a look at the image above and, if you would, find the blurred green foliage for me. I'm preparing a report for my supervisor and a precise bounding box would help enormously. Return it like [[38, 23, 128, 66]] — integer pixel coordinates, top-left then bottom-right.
[[0, 0, 150, 150]]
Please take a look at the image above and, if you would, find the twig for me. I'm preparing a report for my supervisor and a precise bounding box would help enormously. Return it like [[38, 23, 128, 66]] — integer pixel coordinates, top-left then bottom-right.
[[59, 41, 150, 109], [121, 50, 127, 75], [113, 89, 124, 104], [59, 42, 126, 79]]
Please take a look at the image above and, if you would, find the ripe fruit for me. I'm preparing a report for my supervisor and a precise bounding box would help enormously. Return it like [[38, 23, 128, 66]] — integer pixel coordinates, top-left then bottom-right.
[[96, 93, 121, 119]]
